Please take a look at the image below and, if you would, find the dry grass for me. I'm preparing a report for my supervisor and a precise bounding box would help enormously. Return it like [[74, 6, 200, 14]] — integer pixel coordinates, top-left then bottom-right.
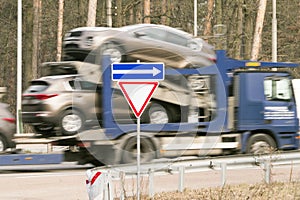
[[112, 181, 299, 200]]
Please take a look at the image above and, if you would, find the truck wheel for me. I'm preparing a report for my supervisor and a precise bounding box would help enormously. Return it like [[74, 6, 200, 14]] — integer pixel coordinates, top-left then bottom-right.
[[142, 102, 175, 124], [122, 137, 156, 164], [0, 135, 7, 152], [102, 42, 124, 63], [60, 110, 84, 136], [246, 134, 277, 154]]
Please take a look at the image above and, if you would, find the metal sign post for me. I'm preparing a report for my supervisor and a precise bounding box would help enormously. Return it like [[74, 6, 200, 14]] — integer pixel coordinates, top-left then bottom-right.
[[137, 116, 141, 200]]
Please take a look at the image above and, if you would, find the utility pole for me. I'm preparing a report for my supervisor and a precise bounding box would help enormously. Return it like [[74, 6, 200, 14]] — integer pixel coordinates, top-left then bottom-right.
[[107, 0, 112, 27], [272, 0, 277, 62], [57, 0, 64, 61], [194, 0, 197, 36]]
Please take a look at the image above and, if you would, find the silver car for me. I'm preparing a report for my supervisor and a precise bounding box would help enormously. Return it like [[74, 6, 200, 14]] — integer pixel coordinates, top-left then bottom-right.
[[0, 103, 16, 152], [22, 62, 192, 136], [63, 24, 216, 68]]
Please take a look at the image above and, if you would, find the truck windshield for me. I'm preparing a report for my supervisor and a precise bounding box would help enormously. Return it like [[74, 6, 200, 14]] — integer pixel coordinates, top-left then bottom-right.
[[264, 77, 292, 101]]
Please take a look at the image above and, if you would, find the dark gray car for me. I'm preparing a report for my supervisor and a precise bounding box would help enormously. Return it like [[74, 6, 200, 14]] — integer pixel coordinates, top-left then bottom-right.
[[63, 24, 216, 68], [0, 103, 16, 152]]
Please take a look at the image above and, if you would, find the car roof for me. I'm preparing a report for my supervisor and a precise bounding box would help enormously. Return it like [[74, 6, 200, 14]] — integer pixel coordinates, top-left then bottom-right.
[[68, 27, 116, 32], [36, 74, 81, 82], [41, 61, 102, 83], [120, 23, 193, 37]]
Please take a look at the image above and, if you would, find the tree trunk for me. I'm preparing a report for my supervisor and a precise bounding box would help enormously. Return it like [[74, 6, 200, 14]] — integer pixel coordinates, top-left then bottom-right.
[[87, 0, 97, 27], [32, 0, 42, 79], [203, 0, 214, 37], [161, 0, 167, 25], [115, 0, 122, 27], [251, 0, 267, 60], [57, 0, 64, 62], [144, 0, 151, 23], [236, 0, 244, 59]]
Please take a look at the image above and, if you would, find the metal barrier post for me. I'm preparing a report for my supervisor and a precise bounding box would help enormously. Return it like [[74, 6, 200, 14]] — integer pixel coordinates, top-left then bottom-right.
[[221, 162, 227, 187], [178, 166, 185, 192], [149, 169, 154, 198], [264, 160, 271, 184], [119, 171, 125, 200]]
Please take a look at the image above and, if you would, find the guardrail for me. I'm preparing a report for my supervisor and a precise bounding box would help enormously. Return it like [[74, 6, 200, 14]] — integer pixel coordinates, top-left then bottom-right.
[[86, 151, 300, 200]]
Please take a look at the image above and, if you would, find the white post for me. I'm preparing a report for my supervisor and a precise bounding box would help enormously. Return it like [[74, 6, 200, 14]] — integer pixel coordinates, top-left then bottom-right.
[[17, 0, 23, 134], [221, 163, 227, 187], [272, 0, 277, 62], [137, 117, 141, 200], [264, 160, 271, 184], [107, 0, 112, 27], [194, 0, 197, 36], [148, 169, 154, 198], [178, 166, 185, 192]]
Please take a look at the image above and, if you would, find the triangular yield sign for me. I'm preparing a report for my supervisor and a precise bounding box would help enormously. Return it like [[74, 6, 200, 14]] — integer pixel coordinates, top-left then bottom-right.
[[118, 81, 159, 118]]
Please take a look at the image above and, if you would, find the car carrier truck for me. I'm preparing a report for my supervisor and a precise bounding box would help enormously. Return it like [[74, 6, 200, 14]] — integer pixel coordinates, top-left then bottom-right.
[[3, 51, 299, 167], [46, 50, 299, 166]]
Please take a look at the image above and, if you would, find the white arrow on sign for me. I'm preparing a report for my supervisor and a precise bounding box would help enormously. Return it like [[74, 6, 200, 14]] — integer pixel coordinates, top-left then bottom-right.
[[113, 67, 161, 76]]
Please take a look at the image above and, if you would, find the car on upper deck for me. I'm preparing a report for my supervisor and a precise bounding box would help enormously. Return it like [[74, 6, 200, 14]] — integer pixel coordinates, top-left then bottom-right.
[[63, 24, 216, 68]]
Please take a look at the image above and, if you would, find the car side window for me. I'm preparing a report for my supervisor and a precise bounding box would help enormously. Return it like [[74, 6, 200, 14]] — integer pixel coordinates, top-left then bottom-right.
[[165, 31, 188, 47], [140, 28, 167, 41], [80, 81, 97, 91], [69, 80, 97, 91]]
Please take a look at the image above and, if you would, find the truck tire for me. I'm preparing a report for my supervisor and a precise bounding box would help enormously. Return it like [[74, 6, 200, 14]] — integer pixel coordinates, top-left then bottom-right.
[[141, 102, 177, 124], [60, 109, 84, 136], [0, 135, 7, 152], [122, 136, 156, 164], [246, 134, 277, 154]]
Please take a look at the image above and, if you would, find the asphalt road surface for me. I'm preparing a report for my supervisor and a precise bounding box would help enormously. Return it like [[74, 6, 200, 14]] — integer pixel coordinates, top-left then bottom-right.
[[0, 162, 299, 200]]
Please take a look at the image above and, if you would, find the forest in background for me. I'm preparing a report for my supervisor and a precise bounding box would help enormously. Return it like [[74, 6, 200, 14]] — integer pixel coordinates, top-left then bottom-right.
[[0, 0, 299, 114]]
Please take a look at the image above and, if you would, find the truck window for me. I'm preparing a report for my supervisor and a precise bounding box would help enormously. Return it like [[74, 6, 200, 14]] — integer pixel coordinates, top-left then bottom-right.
[[264, 77, 292, 101]]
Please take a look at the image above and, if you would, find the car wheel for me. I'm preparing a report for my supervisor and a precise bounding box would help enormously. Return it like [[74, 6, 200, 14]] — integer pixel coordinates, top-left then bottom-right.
[[122, 136, 156, 164], [60, 110, 84, 136], [246, 134, 277, 155], [142, 102, 176, 124], [0, 135, 7, 152], [102, 42, 124, 63]]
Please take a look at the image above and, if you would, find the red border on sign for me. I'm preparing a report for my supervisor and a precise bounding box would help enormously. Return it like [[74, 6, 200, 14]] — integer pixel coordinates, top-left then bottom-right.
[[118, 82, 159, 118]]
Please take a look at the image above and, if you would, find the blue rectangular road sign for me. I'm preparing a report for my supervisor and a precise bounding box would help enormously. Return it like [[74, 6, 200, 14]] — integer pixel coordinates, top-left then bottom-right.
[[111, 63, 164, 81]]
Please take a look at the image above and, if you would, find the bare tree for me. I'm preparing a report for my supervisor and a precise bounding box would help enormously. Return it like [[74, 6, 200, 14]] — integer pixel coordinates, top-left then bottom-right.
[[56, 0, 64, 61], [161, 0, 167, 25], [87, 0, 97, 27], [32, 0, 42, 78], [251, 0, 267, 60], [115, 0, 122, 27], [203, 0, 214, 37], [144, 0, 150, 23]]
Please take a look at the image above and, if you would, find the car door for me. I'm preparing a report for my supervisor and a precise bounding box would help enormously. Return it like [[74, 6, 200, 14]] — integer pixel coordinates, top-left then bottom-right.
[[69, 78, 99, 124], [127, 27, 185, 64]]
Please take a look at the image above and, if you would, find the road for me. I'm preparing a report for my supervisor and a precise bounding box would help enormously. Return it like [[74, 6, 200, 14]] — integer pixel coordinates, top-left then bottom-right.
[[0, 163, 90, 200], [1, 143, 299, 199], [0, 162, 299, 200]]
